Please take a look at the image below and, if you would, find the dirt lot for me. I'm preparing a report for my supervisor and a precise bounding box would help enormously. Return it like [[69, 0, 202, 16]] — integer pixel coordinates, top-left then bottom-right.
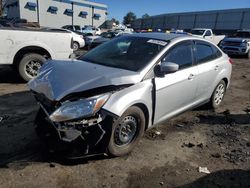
[[0, 58, 249, 188]]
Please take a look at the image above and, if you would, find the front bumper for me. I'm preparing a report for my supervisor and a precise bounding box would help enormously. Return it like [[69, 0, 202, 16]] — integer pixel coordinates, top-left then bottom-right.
[[220, 46, 248, 55], [35, 105, 114, 158]]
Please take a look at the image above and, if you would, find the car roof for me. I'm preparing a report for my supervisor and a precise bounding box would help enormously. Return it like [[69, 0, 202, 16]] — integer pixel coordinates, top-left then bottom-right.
[[128, 32, 188, 41]]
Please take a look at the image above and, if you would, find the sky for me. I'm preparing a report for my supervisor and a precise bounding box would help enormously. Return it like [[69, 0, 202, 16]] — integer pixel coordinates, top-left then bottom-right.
[[91, 0, 250, 22]]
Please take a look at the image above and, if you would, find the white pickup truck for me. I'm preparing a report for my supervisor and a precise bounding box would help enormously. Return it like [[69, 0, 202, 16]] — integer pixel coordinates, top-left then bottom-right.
[[190, 28, 225, 45], [0, 27, 73, 81]]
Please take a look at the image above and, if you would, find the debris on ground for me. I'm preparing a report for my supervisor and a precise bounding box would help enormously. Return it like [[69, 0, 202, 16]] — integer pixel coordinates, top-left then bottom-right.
[[145, 128, 165, 140], [155, 131, 161, 135], [175, 124, 184, 128], [198, 167, 211, 174], [244, 107, 250, 114], [211, 153, 221, 158], [0, 115, 10, 123], [49, 163, 55, 168], [223, 148, 248, 164], [182, 142, 195, 148], [197, 143, 203, 148], [159, 182, 164, 186]]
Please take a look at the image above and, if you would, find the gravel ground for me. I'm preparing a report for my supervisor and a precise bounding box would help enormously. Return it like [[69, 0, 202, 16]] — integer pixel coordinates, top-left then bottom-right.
[[0, 57, 249, 188]]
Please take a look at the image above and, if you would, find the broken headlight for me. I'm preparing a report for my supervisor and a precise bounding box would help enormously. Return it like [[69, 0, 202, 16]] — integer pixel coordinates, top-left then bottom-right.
[[49, 93, 110, 122]]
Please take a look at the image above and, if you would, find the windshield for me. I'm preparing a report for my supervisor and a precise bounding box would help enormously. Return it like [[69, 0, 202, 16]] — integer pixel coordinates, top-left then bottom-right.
[[190, 29, 205, 36], [234, 31, 250, 38], [80, 36, 167, 71]]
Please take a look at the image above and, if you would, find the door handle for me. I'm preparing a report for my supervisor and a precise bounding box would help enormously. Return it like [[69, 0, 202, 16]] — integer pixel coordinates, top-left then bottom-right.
[[188, 74, 195, 80], [215, 65, 219, 71]]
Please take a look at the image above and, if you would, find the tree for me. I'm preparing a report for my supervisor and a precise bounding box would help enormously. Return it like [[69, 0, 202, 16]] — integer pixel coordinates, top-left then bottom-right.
[[142, 13, 150, 19], [123, 11, 137, 25], [111, 18, 119, 25]]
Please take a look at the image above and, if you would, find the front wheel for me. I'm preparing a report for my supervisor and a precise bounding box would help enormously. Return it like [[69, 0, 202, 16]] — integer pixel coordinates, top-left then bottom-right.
[[210, 80, 226, 109], [107, 106, 145, 157], [73, 42, 80, 51], [18, 53, 46, 82]]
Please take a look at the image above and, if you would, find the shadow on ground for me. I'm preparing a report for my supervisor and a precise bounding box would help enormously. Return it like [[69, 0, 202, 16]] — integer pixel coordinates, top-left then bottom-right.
[[179, 169, 250, 188], [0, 65, 24, 84]]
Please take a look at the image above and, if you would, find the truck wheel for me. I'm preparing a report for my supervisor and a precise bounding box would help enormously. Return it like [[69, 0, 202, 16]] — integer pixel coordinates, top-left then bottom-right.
[[73, 42, 80, 51], [107, 106, 145, 157], [209, 80, 226, 109], [248, 50, 250, 59], [18, 53, 46, 82]]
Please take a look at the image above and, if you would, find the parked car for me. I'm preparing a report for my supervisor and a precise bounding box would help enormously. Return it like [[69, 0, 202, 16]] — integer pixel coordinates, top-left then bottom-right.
[[191, 28, 225, 45], [219, 30, 250, 58], [62, 25, 82, 32], [85, 31, 117, 49], [86, 31, 132, 49], [29, 33, 232, 158], [0, 26, 73, 81], [82, 26, 101, 36], [47, 28, 85, 51]]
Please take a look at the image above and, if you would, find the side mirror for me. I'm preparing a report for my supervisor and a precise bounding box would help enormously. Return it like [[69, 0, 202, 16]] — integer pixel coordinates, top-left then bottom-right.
[[160, 62, 179, 74], [155, 62, 179, 77]]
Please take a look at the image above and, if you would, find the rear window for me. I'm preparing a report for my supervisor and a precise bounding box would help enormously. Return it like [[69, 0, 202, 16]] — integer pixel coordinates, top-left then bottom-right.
[[195, 42, 222, 64]]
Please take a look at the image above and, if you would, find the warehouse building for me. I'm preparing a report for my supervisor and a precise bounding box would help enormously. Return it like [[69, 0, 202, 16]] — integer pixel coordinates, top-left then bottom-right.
[[132, 8, 250, 34], [5, 0, 108, 28]]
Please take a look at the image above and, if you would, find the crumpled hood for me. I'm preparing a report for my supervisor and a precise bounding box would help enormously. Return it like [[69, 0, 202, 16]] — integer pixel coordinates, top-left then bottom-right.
[[223, 37, 250, 43], [28, 60, 141, 101]]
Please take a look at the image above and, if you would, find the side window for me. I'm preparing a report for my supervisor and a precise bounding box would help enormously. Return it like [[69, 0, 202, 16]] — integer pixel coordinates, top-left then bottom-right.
[[212, 45, 223, 58], [163, 42, 193, 69], [195, 42, 220, 64], [205, 30, 212, 36]]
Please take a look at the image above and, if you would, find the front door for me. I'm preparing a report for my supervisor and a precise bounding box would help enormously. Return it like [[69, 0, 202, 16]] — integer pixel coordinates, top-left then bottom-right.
[[154, 41, 198, 124]]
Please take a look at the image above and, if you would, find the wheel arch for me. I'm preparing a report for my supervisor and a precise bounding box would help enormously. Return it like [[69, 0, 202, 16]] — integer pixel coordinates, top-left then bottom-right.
[[13, 46, 52, 66], [222, 77, 228, 87], [131, 103, 150, 131]]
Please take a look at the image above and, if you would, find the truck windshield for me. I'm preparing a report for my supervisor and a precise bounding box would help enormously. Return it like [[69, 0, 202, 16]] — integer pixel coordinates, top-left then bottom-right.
[[191, 30, 205, 36], [234, 32, 250, 38], [80, 36, 167, 72]]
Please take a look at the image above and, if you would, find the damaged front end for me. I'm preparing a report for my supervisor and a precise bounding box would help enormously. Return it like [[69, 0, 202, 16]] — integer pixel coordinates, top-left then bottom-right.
[[33, 91, 119, 158], [28, 60, 142, 158]]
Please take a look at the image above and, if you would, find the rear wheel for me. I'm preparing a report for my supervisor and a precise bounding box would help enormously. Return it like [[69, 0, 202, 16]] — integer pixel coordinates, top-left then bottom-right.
[[107, 106, 145, 157], [210, 80, 226, 109], [18, 53, 46, 82]]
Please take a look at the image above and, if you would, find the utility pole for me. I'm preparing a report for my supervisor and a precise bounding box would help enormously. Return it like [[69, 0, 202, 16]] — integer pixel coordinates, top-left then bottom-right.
[[71, 2, 74, 26], [36, 0, 39, 24], [91, 6, 94, 26]]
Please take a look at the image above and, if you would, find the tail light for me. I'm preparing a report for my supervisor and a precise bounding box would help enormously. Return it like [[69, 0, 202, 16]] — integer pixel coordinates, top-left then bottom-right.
[[228, 58, 233, 64]]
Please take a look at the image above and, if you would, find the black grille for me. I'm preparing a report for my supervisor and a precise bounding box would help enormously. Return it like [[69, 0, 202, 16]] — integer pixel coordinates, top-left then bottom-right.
[[224, 42, 242, 47], [224, 47, 239, 51]]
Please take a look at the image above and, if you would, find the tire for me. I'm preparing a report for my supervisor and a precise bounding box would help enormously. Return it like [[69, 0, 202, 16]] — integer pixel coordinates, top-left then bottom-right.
[[210, 80, 226, 109], [107, 106, 145, 157], [247, 50, 250, 59], [73, 42, 80, 51], [18, 53, 46, 82]]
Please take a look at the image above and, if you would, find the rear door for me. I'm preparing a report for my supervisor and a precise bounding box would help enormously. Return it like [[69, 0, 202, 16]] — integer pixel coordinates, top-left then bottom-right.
[[154, 40, 199, 124], [194, 40, 223, 101]]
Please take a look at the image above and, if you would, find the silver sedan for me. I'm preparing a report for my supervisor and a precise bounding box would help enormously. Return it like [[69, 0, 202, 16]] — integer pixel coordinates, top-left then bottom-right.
[[29, 33, 232, 157]]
